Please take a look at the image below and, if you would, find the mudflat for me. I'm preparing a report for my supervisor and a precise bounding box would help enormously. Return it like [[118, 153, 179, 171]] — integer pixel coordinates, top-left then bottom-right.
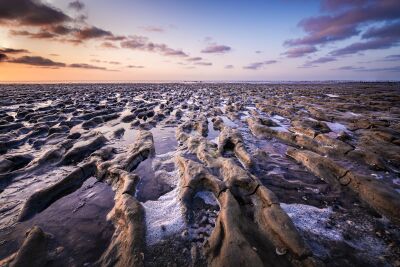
[[0, 82, 399, 267]]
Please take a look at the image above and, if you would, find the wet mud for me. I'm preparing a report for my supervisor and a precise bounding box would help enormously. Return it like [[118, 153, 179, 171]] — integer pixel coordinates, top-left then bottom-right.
[[0, 82, 399, 267]]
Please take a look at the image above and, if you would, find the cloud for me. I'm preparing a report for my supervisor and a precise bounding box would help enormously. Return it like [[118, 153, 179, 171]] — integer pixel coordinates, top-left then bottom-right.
[[140, 26, 165, 33], [284, 0, 400, 58], [75, 26, 113, 40], [7, 55, 66, 67], [285, 1, 400, 47], [194, 62, 212, 66], [331, 21, 400, 56], [302, 56, 337, 67], [334, 65, 400, 72], [127, 65, 144, 69], [0, 53, 7, 61], [283, 46, 317, 58], [100, 42, 119, 49], [50, 25, 74, 35], [68, 0, 85, 11], [5, 54, 112, 71], [255, 50, 262, 54], [10, 29, 56, 39], [121, 36, 188, 57], [321, 0, 369, 11], [357, 66, 400, 72], [201, 44, 231, 54], [361, 20, 400, 40], [225, 64, 234, 69], [243, 60, 277, 70], [105, 35, 126, 41], [186, 57, 202, 62], [120, 35, 147, 49], [243, 62, 264, 70], [69, 63, 107, 70], [382, 54, 400, 61], [0, 0, 70, 26], [0, 47, 29, 54], [334, 65, 363, 71]]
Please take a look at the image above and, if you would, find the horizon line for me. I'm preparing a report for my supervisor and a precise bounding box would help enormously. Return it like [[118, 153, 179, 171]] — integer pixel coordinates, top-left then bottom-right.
[[1, 79, 399, 85]]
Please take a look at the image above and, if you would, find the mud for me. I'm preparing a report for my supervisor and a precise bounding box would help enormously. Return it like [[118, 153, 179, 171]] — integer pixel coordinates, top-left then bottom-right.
[[0, 82, 399, 267]]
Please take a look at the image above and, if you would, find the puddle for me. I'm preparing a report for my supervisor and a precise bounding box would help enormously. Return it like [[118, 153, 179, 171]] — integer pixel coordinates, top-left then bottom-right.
[[135, 151, 178, 202], [207, 118, 220, 141], [150, 126, 178, 155], [220, 116, 237, 128]]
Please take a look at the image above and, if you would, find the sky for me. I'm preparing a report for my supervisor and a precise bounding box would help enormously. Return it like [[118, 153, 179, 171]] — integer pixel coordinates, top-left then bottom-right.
[[0, 0, 399, 82]]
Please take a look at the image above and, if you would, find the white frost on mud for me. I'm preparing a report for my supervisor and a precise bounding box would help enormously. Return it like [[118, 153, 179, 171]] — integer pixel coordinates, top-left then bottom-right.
[[272, 115, 286, 121], [221, 116, 237, 128], [270, 126, 290, 133], [325, 122, 348, 133], [326, 94, 339, 98], [195, 191, 219, 206], [281, 203, 342, 241], [143, 185, 186, 245]]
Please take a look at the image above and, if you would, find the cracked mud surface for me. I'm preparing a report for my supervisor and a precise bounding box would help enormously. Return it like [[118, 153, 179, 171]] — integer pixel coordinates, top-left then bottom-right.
[[0, 82, 399, 267]]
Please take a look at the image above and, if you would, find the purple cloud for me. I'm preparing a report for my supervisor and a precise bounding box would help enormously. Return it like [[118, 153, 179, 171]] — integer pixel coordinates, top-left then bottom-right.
[[321, 0, 369, 11], [194, 62, 212, 66], [331, 21, 400, 56], [284, 0, 400, 57], [243, 60, 277, 70], [75, 26, 113, 40], [101, 42, 119, 49], [201, 44, 231, 54], [140, 26, 165, 33], [186, 57, 202, 62], [283, 46, 317, 58], [243, 62, 264, 70], [357, 66, 400, 72], [334, 65, 400, 72], [383, 54, 400, 61], [302, 56, 337, 67], [121, 36, 188, 57], [334, 66, 363, 71], [225, 64, 234, 69]]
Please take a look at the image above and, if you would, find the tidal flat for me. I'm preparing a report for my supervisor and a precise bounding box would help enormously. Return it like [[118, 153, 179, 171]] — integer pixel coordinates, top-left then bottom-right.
[[0, 82, 399, 267]]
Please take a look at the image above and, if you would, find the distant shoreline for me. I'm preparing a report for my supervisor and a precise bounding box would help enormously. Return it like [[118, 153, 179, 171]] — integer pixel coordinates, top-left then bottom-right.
[[0, 80, 399, 85]]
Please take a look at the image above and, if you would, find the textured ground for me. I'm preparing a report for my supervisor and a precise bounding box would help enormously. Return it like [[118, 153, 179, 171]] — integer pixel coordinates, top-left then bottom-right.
[[0, 83, 399, 267]]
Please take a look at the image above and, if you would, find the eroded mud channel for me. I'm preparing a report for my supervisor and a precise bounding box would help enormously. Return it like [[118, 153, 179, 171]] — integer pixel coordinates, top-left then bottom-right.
[[0, 83, 399, 267]]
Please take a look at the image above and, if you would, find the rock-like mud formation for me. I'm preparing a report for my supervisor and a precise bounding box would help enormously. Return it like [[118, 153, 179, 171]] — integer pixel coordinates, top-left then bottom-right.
[[0, 83, 399, 267]]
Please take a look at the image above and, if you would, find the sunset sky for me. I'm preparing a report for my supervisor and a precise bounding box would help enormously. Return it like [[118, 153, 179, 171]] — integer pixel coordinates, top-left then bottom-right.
[[0, 0, 399, 82]]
